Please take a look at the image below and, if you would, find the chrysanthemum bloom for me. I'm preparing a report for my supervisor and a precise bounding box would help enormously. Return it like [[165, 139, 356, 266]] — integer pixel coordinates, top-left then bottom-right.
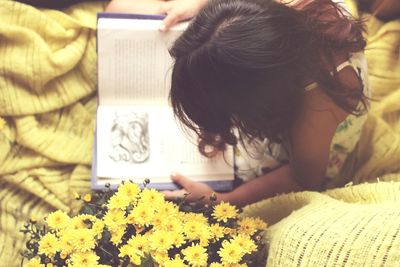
[[70, 229, 96, 252], [129, 203, 154, 226], [118, 245, 142, 265], [182, 244, 208, 267], [107, 193, 130, 210], [157, 201, 180, 217], [70, 252, 99, 266], [232, 234, 257, 254], [38, 233, 60, 257], [238, 217, 258, 235], [110, 226, 126, 245], [103, 209, 127, 231], [138, 188, 165, 206], [170, 231, 186, 248], [252, 217, 268, 230], [212, 202, 239, 223], [46, 210, 70, 230], [91, 220, 105, 238], [218, 240, 244, 264], [183, 212, 208, 224], [117, 182, 141, 202], [183, 221, 208, 241], [73, 214, 97, 228], [161, 217, 183, 233], [127, 234, 150, 256], [149, 230, 174, 252], [210, 224, 225, 240]]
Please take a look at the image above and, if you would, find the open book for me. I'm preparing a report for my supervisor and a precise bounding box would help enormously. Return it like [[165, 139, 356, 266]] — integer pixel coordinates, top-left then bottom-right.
[[92, 13, 234, 190]]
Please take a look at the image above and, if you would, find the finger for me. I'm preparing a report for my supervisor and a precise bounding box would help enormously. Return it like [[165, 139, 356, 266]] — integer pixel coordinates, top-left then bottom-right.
[[162, 189, 188, 199], [159, 12, 183, 32], [170, 172, 193, 188]]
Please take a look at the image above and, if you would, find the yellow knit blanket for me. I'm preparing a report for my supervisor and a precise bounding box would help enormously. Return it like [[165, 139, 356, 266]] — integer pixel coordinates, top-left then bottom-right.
[[0, 1, 399, 266]]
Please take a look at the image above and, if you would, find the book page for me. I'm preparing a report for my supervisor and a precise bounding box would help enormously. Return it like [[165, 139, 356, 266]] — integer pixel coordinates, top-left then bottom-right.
[[97, 18, 185, 106], [96, 105, 234, 184]]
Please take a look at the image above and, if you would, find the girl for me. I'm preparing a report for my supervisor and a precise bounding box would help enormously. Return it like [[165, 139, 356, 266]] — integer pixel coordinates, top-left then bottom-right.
[[106, 0, 370, 207]]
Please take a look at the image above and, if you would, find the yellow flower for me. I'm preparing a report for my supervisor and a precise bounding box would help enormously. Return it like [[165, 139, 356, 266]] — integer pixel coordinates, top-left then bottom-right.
[[199, 230, 212, 247], [127, 234, 150, 255], [149, 230, 174, 252], [0, 117, 6, 130], [212, 202, 239, 223], [46, 210, 70, 230], [157, 201, 179, 217], [119, 245, 142, 265], [83, 194, 92, 202], [163, 256, 187, 267], [25, 258, 44, 267], [70, 229, 96, 252], [59, 229, 75, 255], [252, 217, 268, 230], [238, 217, 258, 235], [38, 233, 59, 256], [91, 220, 105, 239], [183, 221, 208, 241], [161, 218, 183, 233], [170, 231, 186, 248], [70, 252, 99, 266], [107, 194, 130, 210], [218, 240, 243, 264], [210, 224, 225, 240], [129, 203, 154, 226], [209, 263, 224, 267], [152, 251, 170, 264], [73, 214, 97, 229], [103, 210, 126, 231], [110, 226, 126, 245], [183, 212, 208, 225], [182, 244, 208, 267], [232, 235, 257, 254], [138, 188, 165, 206], [117, 182, 141, 202], [150, 212, 164, 228]]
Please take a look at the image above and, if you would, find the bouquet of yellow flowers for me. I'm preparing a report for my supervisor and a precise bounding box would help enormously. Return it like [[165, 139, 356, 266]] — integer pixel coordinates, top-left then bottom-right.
[[21, 181, 267, 267]]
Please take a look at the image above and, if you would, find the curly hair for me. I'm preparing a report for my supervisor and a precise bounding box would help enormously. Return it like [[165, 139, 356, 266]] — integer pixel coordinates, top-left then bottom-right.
[[169, 0, 367, 157]]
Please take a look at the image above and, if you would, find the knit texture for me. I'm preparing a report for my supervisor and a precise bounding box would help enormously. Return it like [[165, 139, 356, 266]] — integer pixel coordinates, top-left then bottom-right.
[[0, 0, 399, 266], [0, 1, 105, 264], [242, 182, 400, 266]]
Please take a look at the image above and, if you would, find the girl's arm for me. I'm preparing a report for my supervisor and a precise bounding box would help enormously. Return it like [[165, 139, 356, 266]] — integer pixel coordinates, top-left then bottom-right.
[[165, 165, 302, 208]]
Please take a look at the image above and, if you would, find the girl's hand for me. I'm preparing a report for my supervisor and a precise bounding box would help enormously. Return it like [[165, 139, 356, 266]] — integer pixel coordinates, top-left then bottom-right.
[[106, 0, 208, 32], [106, 0, 166, 15], [162, 173, 215, 203], [159, 0, 208, 31]]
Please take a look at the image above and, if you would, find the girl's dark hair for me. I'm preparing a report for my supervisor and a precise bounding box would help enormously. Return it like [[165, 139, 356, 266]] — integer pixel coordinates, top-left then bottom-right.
[[169, 0, 367, 157]]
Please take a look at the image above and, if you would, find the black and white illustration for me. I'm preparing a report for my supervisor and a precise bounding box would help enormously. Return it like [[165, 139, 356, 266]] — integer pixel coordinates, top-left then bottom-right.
[[108, 111, 150, 163]]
